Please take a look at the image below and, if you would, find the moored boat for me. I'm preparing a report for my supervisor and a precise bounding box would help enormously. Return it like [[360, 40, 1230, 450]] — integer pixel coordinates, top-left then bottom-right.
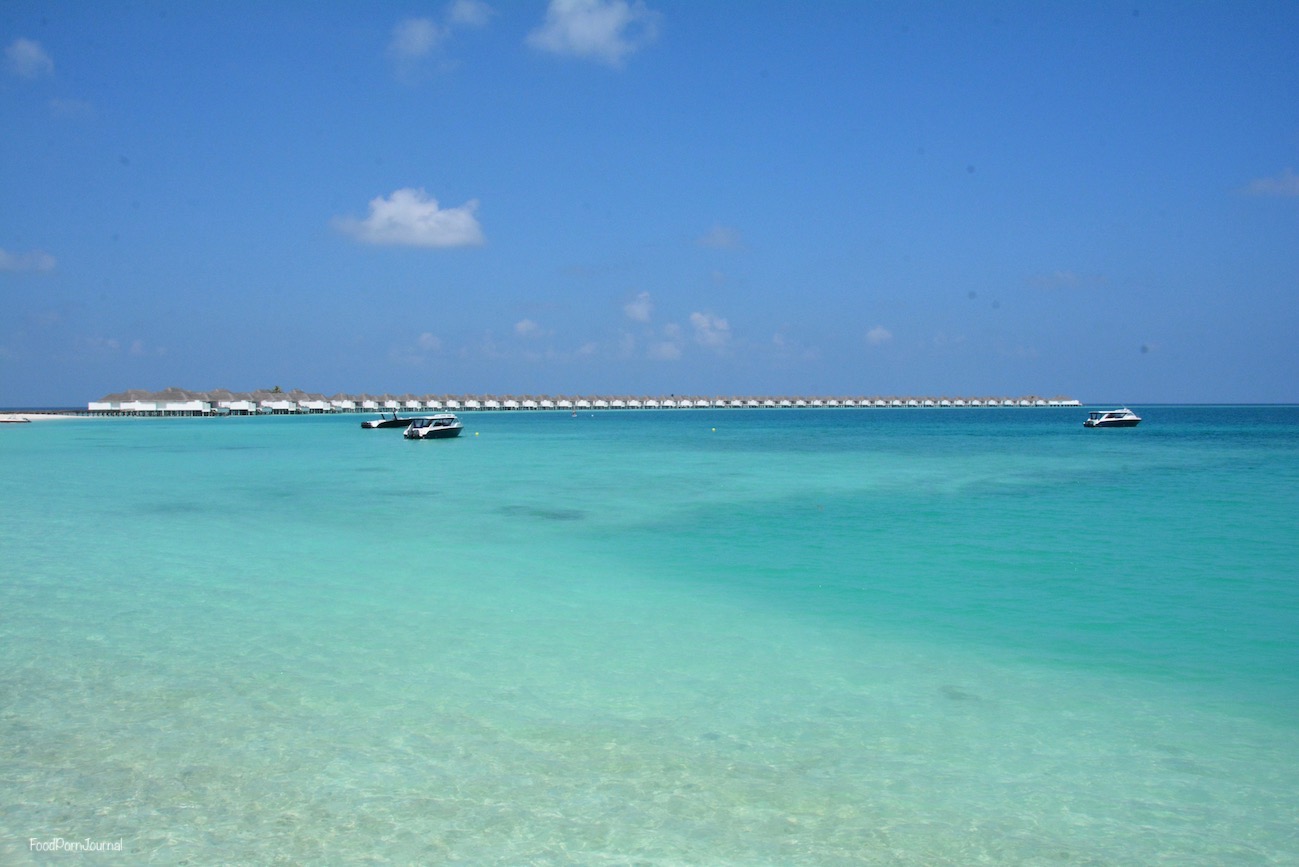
[[1084, 408, 1141, 428], [361, 412, 416, 429], [403, 413, 464, 439]]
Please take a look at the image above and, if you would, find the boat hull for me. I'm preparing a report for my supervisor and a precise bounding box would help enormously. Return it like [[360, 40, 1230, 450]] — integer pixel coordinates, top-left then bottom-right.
[[361, 417, 411, 429], [405, 426, 462, 439], [1084, 408, 1141, 428]]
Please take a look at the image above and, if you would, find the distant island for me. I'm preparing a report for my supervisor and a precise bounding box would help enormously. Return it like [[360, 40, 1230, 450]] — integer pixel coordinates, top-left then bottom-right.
[[84, 387, 1082, 416]]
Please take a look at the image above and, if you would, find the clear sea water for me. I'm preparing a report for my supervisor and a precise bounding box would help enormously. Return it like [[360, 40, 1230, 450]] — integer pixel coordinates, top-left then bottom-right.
[[2, 406, 1297, 865]]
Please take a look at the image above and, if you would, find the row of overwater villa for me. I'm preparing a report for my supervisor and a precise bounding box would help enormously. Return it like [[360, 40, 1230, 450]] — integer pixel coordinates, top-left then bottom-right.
[[86, 388, 1082, 417]]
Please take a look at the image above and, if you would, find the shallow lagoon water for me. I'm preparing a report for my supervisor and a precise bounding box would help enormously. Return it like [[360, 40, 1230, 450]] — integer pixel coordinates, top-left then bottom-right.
[[2, 407, 1297, 863]]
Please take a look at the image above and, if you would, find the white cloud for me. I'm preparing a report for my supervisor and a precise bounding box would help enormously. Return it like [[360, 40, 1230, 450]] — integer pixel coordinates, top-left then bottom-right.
[[515, 318, 541, 337], [866, 325, 892, 346], [697, 225, 743, 250], [623, 290, 652, 322], [648, 340, 681, 361], [5, 38, 53, 79], [387, 19, 445, 83], [334, 188, 484, 248], [689, 311, 730, 350], [388, 4, 494, 80], [83, 337, 121, 353], [448, 0, 495, 28], [389, 18, 447, 60], [1244, 168, 1299, 197], [527, 0, 660, 67], [391, 331, 447, 366], [0, 248, 56, 273], [645, 322, 684, 360]]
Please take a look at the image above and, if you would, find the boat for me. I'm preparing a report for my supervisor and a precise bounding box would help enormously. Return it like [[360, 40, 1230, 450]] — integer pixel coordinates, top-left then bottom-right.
[[361, 411, 415, 429], [1083, 408, 1141, 428], [403, 413, 464, 439]]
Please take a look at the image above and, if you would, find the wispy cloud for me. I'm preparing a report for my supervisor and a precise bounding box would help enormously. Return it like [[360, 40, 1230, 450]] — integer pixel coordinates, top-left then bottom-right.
[[647, 339, 682, 361], [129, 339, 166, 358], [334, 188, 484, 248], [696, 225, 744, 250], [388, 2, 494, 80], [5, 38, 53, 79], [527, 0, 660, 68], [448, 0, 495, 28], [623, 290, 652, 322], [77, 336, 165, 358], [391, 332, 446, 366], [866, 325, 892, 346], [515, 318, 542, 337], [647, 322, 683, 360], [690, 311, 730, 350], [0, 248, 57, 273], [771, 331, 820, 361], [82, 337, 120, 354], [389, 18, 448, 62], [1027, 270, 1082, 290], [1243, 168, 1299, 198]]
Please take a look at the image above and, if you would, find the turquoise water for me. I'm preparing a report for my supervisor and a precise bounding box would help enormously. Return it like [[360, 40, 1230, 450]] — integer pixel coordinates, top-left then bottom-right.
[[2, 407, 1297, 864]]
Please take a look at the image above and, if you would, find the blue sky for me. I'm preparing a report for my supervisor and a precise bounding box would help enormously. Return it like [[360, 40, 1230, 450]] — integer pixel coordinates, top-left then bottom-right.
[[2, 1, 1296, 406]]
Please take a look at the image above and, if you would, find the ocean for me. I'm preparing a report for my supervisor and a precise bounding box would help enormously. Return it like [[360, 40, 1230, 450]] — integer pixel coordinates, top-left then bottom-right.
[[2, 406, 1297, 864]]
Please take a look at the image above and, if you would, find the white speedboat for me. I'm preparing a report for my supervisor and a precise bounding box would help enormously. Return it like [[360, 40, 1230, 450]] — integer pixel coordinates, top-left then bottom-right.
[[1083, 408, 1141, 428], [403, 413, 463, 439]]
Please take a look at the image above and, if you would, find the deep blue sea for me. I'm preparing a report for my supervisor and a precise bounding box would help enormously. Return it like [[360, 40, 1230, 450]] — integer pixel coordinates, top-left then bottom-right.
[[3, 407, 1297, 864]]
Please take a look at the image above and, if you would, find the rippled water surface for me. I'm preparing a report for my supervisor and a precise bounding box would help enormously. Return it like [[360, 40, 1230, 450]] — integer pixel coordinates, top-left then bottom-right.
[[3, 407, 1297, 864]]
